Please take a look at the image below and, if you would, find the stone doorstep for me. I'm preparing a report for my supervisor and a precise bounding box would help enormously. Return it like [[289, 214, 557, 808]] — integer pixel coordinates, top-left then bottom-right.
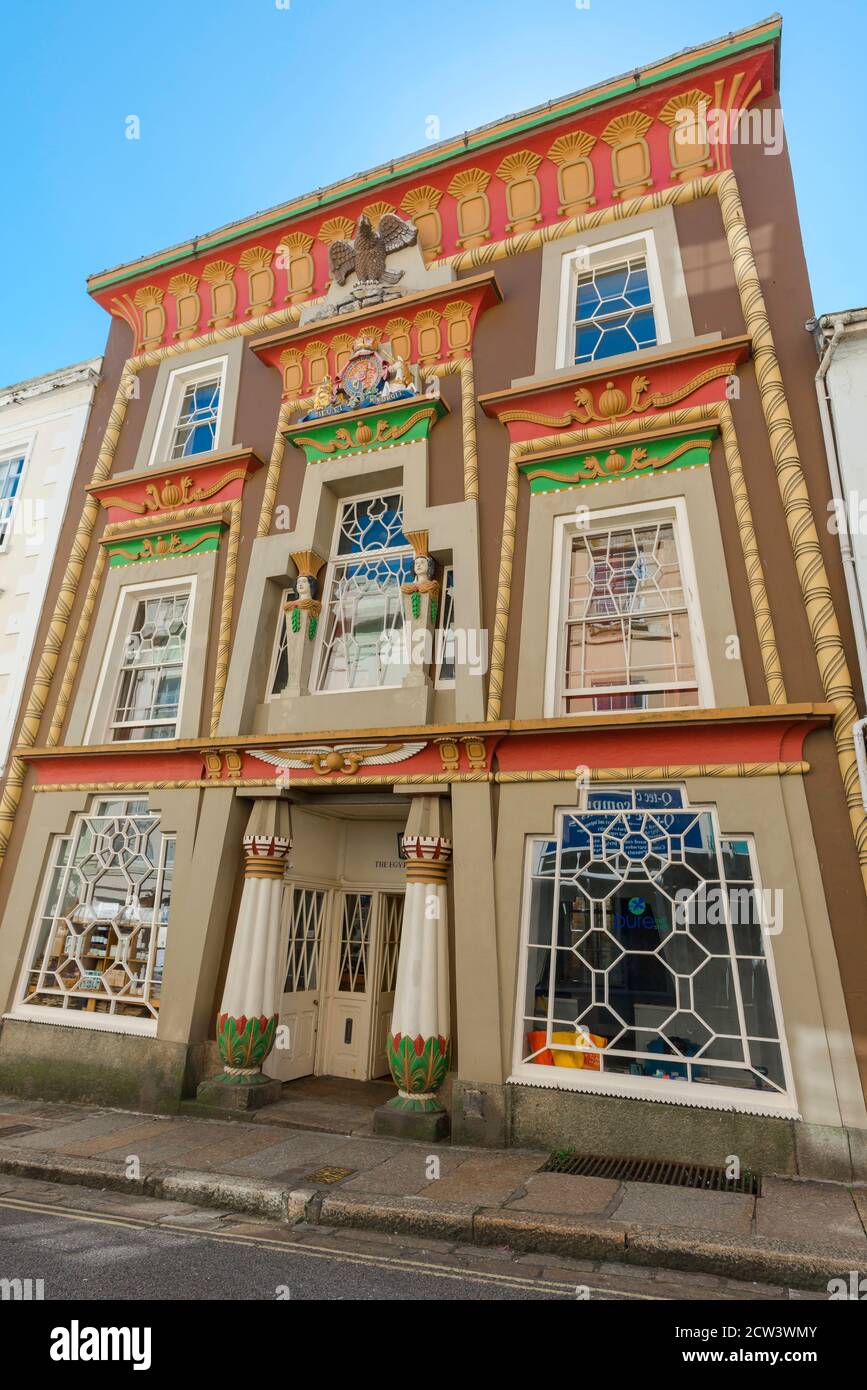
[[0, 1142, 864, 1293]]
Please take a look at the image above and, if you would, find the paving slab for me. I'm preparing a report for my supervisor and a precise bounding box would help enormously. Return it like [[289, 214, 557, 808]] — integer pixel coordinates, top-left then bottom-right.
[[307, 1136, 408, 1172], [506, 1172, 621, 1216], [248, 1096, 371, 1133], [756, 1177, 867, 1250], [341, 1147, 469, 1196], [59, 1120, 177, 1157], [613, 1182, 755, 1235], [219, 1132, 342, 1175], [419, 1153, 544, 1206], [6, 1111, 167, 1150], [164, 1127, 291, 1170], [850, 1187, 867, 1234]]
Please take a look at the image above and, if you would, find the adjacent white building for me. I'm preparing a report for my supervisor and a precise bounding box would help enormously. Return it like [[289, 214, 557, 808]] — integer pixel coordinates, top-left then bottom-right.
[[811, 309, 867, 802], [0, 359, 102, 774]]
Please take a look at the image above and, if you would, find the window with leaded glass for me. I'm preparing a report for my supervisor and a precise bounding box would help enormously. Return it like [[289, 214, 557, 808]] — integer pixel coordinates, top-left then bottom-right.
[[515, 788, 794, 1109], [435, 565, 456, 686], [17, 799, 174, 1030], [314, 493, 414, 692], [169, 377, 221, 458], [111, 591, 190, 741], [559, 519, 700, 714], [571, 255, 657, 363]]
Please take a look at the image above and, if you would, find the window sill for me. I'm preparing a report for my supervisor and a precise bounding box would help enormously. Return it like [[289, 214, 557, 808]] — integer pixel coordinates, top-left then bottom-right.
[[507, 1068, 799, 1119], [7, 1007, 157, 1039], [509, 332, 724, 395]]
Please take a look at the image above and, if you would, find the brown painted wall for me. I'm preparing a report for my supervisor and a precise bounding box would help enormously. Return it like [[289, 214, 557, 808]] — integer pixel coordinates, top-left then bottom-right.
[[1, 87, 865, 1098]]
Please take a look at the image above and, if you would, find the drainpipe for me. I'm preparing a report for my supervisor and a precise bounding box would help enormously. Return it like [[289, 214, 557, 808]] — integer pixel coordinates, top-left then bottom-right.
[[810, 310, 867, 700]]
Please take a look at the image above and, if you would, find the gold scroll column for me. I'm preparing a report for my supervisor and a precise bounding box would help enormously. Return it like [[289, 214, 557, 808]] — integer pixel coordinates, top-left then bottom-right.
[[717, 399, 786, 704], [421, 359, 479, 501], [716, 170, 867, 880]]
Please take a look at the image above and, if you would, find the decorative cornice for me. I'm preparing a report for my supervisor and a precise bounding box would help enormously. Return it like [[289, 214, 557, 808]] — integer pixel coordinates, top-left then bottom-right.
[[86, 19, 780, 296]]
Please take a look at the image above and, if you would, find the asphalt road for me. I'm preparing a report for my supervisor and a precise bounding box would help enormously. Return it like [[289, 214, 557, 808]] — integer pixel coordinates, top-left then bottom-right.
[[0, 1174, 818, 1303]]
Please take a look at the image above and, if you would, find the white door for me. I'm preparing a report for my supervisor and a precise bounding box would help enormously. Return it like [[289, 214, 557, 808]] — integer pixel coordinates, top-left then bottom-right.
[[321, 892, 376, 1080], [369, 892, 404, 1079], [265, 885, 329, 1083]]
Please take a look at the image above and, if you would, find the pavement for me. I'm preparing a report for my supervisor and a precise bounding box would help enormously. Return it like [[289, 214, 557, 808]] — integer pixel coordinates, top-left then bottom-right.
[[0, 1173, 824, 1301], [0, 1091, 865, 1293]]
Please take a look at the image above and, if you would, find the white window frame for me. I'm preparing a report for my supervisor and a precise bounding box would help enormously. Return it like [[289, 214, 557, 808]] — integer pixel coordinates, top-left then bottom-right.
[[0, 442, 31, 555], [555, 230, 671, 370], [543, 496, 714, 717], [509, 793, 798, 1117], [266, 585, 295, 700], [310, 489, 414, 696], [84, 575, 196, 744], [12, 797, 175, 1037], [146, 355, 228, 469], [434, 563, 456, 689]]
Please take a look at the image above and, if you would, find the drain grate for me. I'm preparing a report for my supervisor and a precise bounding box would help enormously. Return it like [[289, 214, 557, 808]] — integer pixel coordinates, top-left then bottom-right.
[[541, 1150, 760, 1195], [303, 1166, 355, 1185]]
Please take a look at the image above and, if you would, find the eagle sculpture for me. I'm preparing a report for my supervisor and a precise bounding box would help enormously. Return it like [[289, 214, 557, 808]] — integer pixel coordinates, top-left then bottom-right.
[[328, 212, 419, 287]]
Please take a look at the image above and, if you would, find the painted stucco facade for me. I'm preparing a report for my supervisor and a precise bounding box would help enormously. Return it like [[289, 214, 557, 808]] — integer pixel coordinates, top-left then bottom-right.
[[0, 19, 866, 1180]]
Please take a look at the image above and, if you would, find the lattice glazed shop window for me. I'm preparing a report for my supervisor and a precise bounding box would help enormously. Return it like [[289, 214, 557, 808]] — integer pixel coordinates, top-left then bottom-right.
[[170, 376, 221, 458], [111, 592, 190, 741], [517, 787, 793, 1106], [435, 564, 456, 686], [0, 453, 25, 551], [572, 255, 657, 364], [561, 521, 698, 713], [18, 800, 175, 1028], [315, 493, 414, 692]]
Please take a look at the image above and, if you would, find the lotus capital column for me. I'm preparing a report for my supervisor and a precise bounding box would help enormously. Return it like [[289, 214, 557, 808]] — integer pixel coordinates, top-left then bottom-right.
[[375, 792, 452, 1140], [198, 798, 291, 1111]]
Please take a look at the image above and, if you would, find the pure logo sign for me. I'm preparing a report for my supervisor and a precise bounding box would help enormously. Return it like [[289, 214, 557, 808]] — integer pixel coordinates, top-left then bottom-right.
[[50, 1321, 152, 1371]]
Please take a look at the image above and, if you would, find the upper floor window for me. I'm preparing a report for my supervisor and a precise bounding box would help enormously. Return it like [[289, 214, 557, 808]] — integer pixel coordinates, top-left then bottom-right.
[[110, 590, 190, 741], [557, 233, 669, 369], [170, 377, 221, 459], [435, 564, 456, 687], [147, 356, 227, 468], [547, 501, 710, 715], [0, 453, 25, 551], [314, 493, 414, 693]]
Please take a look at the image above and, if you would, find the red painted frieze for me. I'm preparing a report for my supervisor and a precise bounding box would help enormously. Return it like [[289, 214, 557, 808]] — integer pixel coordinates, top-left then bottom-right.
[[480, 338, 751, 448], [90, 39, 775, 352], [88, 447, 263, 525]]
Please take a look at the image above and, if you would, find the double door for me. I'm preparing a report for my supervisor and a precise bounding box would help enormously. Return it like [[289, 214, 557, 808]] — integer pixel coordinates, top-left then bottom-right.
[[264, 883, 403, 1084]]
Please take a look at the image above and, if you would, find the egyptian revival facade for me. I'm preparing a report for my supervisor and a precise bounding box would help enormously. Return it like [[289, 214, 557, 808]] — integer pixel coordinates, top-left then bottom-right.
[[0, 17, 865, 1179]]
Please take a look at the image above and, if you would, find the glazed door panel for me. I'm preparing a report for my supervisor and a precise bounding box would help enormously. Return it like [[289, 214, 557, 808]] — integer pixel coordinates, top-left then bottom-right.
[[265, 885, 328, 1083], [369, 892, 404, 1079], [321, 892, 375, 1080]]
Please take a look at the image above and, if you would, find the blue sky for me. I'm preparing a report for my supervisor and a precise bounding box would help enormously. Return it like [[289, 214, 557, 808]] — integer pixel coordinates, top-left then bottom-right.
[[2, 1, 862, 385]]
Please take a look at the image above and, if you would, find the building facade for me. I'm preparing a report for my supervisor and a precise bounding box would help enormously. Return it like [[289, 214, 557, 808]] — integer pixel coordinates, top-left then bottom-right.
[[0, 360, 102, 776], [0, 19, 865, 1180]]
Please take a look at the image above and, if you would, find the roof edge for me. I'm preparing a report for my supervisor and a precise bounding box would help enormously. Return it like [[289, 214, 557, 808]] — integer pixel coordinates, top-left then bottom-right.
[[86, 15, 781, 297]]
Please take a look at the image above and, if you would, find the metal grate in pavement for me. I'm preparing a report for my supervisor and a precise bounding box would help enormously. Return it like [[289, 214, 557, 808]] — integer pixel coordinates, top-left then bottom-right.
[[303, 1166, 356, 1185], [541, 1149, 760, 1195]]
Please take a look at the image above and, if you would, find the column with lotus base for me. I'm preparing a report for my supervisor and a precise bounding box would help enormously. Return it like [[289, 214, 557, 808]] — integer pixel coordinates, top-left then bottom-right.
[[197, 798, 291, 1111], [374, 793, 452, 1141]]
